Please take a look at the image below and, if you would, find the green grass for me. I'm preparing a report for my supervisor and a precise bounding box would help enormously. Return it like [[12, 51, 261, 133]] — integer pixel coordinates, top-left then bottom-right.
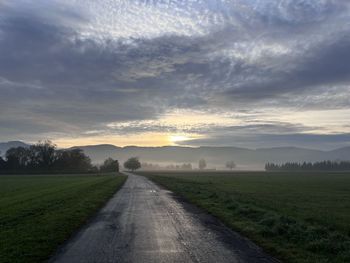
[[0, 174, 127, 263], [139, 171, 350, 263]]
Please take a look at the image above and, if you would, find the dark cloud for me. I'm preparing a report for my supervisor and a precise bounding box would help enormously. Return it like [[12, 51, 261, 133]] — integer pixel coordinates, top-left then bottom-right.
[[0, 0, 349, 148], [181, 133, 350, 150], [220, 35, 350, 101]]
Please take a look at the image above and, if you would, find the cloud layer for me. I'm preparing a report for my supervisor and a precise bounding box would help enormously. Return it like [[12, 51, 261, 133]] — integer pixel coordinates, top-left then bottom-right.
[[0, 0, 349, 148]]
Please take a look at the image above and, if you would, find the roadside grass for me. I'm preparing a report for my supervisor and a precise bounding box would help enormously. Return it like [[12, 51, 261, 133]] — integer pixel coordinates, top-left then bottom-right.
[[140, 171, 350, 263], [0, 174, 127, 263]]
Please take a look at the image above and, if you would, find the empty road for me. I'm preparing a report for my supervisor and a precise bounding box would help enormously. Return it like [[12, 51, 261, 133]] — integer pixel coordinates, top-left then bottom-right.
[[50, 172, 278, 263]]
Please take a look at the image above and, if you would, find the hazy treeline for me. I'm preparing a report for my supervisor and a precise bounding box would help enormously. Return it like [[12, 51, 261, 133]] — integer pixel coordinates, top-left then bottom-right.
[[141, 160, 236, 171], [0, 141, 119, 174], [141, 162, 193, 171], [166, 163, 193, 170], [265, 161, 350, 171]]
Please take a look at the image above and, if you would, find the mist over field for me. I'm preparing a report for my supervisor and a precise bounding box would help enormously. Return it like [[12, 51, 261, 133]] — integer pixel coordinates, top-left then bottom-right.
[[71, 144, 350, 170], [2, 141, 350, 170]]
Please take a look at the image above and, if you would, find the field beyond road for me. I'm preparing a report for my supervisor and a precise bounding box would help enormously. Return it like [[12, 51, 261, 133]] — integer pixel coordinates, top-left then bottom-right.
[[0, 174, 127, 263], [140, 171, 350, 263]]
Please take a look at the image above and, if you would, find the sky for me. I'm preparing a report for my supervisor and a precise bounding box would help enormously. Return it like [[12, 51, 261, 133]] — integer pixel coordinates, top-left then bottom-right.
[[0, 0, 350, 150]]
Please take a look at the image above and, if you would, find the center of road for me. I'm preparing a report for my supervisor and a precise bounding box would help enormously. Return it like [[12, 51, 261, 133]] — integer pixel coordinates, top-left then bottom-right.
[[50, 172, 278, 263]]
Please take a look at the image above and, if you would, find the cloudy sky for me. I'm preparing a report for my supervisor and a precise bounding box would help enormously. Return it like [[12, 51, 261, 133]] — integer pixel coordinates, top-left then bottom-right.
[[0, 0, 349, 149]]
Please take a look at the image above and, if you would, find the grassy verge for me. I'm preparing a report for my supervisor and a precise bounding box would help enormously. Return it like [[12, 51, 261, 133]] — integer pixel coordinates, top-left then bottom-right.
[[140, 171, 350, 263], [0, 174, 127, 263]]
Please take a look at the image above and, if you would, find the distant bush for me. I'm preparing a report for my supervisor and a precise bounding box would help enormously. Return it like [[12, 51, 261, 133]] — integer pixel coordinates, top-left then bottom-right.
[[265, 161, 350, 171]]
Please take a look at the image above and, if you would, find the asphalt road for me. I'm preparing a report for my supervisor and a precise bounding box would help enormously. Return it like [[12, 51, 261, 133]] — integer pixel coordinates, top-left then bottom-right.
[[50, 172, 278, 263]]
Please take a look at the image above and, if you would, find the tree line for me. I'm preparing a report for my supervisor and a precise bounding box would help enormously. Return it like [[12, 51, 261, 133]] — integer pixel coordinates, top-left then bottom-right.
[[265, 161, 350, 171], [140, 160, 236, 171], [141, 162, 193, 171], [0, 141, 119, 174]]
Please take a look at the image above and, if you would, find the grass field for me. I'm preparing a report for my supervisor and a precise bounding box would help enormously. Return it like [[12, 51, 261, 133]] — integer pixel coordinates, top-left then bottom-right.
[[0, 174, 127, 263], [140, 171, 350, 263]]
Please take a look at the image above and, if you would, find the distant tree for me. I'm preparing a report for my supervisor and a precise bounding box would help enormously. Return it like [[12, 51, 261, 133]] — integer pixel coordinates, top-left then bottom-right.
[[29, 140, 57, 170], [100, 158, 119, 173], [0, 141, 96, 174], [198, 159, 206, 170], [124, 157, 141, 171], [5, 147, 30, 170], [0, 154, 7, 170], [54, 148, 93, 172], [226, 161, 236, 170]]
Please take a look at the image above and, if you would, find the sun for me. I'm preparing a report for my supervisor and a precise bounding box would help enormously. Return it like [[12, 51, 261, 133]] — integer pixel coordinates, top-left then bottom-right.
[[169, 135, 190, 143]]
